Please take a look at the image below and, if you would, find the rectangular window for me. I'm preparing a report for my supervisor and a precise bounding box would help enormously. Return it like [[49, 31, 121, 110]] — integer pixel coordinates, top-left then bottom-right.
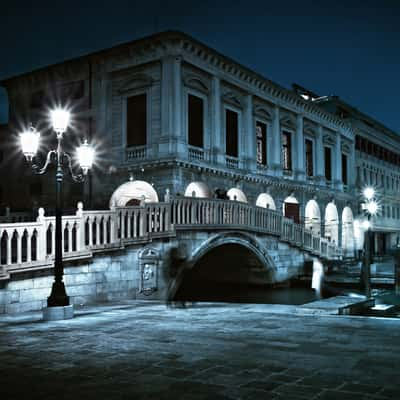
[[256, 121, 267, 165], [126, 94, 147, 147], [324, 146, 332, 181], [226, 109, 238, 157], [341, 153, 348, 185], [305, 139, 313, 177], [282, 131, 292, 171], [188, 94, 204, 148]]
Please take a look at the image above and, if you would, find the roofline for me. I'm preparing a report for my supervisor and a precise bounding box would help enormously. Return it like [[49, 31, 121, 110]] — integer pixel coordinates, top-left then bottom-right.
[[0, 30, 186, 85], [0, 30, 355, 137], [320, 95, 400, 140]]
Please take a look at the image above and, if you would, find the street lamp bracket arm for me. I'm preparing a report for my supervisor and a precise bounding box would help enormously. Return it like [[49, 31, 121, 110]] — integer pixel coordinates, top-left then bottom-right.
[[63, 152, 84, 183], [32, 150, 57, 175]]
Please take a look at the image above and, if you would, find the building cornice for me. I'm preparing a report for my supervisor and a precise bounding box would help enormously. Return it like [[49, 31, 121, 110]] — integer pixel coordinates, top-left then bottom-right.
[[0, 30, 355, 141]]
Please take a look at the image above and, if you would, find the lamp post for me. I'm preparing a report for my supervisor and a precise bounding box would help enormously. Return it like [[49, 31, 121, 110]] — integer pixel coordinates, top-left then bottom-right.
[[361, 187, 378, 298], [20, 109, 94, 316]]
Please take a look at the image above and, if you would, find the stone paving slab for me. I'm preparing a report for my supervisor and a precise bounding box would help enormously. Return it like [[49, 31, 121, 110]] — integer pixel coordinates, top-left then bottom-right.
[[1, 300, 400, 399], [299, 295, 369, 313]]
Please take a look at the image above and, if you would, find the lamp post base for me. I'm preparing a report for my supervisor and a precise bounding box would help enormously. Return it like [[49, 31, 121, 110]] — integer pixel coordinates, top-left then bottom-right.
[[47, 281, 70, 307], [43, 305, 74, 321]]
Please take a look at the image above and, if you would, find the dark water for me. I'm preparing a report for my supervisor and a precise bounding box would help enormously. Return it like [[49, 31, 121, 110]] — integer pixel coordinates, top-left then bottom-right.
[[174, 281, 323, 305]]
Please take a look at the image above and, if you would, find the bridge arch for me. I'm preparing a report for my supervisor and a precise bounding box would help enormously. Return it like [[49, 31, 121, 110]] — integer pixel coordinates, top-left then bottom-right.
[[256, 193, 276, 210], [173, 232, 278, 302], [109, 180, 159, 208], [184, 181, 212, 198]]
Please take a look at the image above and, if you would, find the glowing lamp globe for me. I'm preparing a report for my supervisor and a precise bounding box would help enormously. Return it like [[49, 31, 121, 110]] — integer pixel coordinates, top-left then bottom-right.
[[362, 220, 371, 230], [366, 200, 378, 216], [363, 187, 375, 201], [51, 108, 70, 134], [77, 140, 94, 175], [20, 126, 40, 161]]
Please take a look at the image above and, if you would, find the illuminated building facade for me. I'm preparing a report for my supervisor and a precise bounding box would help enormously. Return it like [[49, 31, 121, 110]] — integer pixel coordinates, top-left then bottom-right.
[[3, 30, 394, 258]]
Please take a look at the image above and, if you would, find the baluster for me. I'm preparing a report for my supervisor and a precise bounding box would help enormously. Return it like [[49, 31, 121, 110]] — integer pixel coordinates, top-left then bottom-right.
[[127, 211, 131, 238], [17, 230, 22, 264], [26, 231, 32, 263], [89, 218, 94, 245], [95, 218, 100, 244], [133, 210, 137, 237], [102, 217, 107, 243]]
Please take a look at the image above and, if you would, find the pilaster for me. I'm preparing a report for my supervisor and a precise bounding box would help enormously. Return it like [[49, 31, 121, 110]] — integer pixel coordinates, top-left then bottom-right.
[[315, 125, 325, 184], [294, 114, 305, 181], [244, 94, 256, 172], [334, 131, 343, 190], [211, 76, 224, 165], [270, 106, 282, 177]]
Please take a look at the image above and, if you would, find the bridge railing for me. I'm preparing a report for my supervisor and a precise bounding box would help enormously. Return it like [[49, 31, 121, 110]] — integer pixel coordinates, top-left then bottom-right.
[[0, 198, 341, 280], [171, 197, 341, 259], [0, 202, 175, 279]]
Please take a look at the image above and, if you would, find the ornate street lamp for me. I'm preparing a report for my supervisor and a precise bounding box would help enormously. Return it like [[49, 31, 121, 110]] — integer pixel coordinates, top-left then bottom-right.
[[20, 108, 94, 317], [361, 186, 378, 298]]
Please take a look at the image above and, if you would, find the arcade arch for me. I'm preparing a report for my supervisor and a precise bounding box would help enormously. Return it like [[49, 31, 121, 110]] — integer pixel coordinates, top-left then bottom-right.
[[256, 193, 276, 210], [283, 195, 300, 223], [109, 180, 159, 208], [324, 202, 339, 244], [227, 188, 247, 203], [341, 206, 355, 257], [184, 182, 212, 198], [304, 199, 321, 235]]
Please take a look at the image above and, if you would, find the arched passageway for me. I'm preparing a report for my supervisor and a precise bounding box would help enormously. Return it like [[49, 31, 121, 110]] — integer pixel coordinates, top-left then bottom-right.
[[304, 199, 321, 235], [256, 193, 276, 210], [174, 243, 273, 303], [341, 207, 355, 257], [226, 188, 247, 203], [283, 195, 300, 223], [324, 202, 339, 244], [109, 180, 159, 208], [184, 181, 212, 198]]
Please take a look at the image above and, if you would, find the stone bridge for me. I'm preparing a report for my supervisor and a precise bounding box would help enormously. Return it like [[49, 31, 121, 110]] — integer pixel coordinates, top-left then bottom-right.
[[0, 198, 341, 313]]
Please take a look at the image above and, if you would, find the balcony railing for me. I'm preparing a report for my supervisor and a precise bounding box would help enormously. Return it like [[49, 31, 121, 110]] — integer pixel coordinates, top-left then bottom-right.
[[226, 156, 239, 169], [188, 146, 205, 162], [126, 145, 147, 161]]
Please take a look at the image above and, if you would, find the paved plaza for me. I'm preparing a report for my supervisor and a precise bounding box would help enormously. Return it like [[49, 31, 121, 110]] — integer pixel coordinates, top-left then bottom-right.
[[0, 300, 399, 400]]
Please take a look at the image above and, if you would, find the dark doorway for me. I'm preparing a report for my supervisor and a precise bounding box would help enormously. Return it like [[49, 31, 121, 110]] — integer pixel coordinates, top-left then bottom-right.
[[284, 202, 300, 223]]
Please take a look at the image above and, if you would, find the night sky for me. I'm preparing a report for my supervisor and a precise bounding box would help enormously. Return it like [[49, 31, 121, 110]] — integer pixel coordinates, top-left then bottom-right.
[[0, 0, 399, 132]]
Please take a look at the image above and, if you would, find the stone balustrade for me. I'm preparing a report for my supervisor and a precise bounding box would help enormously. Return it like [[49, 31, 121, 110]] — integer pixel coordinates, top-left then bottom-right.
[[0, 198, 341, 281]]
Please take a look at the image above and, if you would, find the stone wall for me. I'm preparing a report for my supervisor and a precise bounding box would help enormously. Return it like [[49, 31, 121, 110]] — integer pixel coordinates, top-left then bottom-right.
[[0, 247, 143, 314]]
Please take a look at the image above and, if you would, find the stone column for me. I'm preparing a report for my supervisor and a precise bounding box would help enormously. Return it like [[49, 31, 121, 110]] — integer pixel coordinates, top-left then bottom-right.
[[295, 114, 305, 181], [270, 106, 282, 177], [334, 131, 343, 190], [315, 125, 325, 184], [244, 94, 256, 172], [211, 76, 224, 165]]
